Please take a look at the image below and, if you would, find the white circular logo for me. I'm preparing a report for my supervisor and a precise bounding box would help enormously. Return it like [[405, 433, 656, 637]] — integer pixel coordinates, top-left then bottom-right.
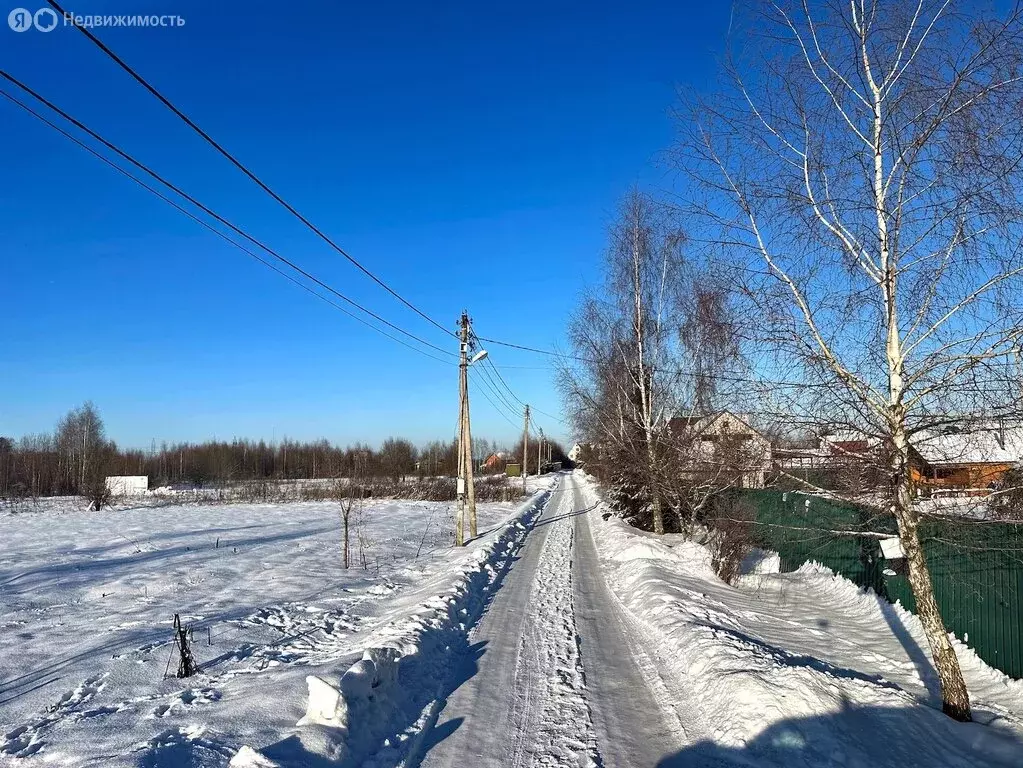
[[33, 7, 58, 31], [8, 7, 33, 31]]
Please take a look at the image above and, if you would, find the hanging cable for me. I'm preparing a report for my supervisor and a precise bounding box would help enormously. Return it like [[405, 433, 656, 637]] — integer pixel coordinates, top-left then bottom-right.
[[468, 369, 522, 431], [47, 0, 453, 339], [0, 72, 456, 360], [1, 88, 455, 366]]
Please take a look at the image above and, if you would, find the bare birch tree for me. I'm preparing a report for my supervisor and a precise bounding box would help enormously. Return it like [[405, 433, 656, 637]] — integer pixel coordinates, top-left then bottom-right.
[[681, 0, 1023, 721], [561, 191, 749, 532], [560, 190, 685, 533]]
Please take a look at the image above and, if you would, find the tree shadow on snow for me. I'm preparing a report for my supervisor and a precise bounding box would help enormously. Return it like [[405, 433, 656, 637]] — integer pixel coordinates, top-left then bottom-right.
[[703, 623, 902, 690], [874, 597, 943, 704], [655, 698, 1023, 768], [533, 505, 597, 528], [0, 525, 335, 594]]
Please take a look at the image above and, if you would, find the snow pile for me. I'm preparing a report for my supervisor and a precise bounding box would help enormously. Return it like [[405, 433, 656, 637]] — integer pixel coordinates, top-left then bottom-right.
[[579, 474, 1023, 767], [231, 484, 555, 768]]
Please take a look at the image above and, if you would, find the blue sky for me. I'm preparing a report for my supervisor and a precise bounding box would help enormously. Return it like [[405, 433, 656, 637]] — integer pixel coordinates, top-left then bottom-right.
[[1, 0, 730, 449]]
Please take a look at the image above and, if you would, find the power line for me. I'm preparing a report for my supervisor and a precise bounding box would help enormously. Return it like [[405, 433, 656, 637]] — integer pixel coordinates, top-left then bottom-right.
[[49, 0, 453, 340], [474, 328, 862, 390], [0, 71, 456, 360], [473, 360, 522, 415], [470, 328, 569, 430], [468, 369, 522, 431], [482, 358, 527, 408], [469, 329, 529, 408], [475, 370, 524, 426], [464, 347, 523, 420], [475, 335, 584, 360], [481, 357, 566, 429], [0, 87, 456, 367], [530, 405, 569, 427]]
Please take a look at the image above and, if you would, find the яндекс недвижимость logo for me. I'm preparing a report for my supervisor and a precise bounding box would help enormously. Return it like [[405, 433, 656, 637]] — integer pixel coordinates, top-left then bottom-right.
[[8, 7, 58, 31], [7, 7, 183, 31]]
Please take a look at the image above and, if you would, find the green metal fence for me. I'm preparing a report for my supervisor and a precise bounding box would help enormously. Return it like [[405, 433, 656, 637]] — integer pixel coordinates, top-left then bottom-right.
[[743, 490, 1023, 679]]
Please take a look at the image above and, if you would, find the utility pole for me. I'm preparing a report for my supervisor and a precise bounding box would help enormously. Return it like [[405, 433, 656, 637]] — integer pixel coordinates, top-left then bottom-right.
[[537, 429, 544, 477], [456, 312, 477, 545], [522, 405, 530, 495]]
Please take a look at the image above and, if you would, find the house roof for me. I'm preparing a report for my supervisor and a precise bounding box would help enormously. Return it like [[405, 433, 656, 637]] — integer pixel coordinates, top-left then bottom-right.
[[913, 425, 1023, 466], [822, 430, 877, 445], [667, 410, 766, 439]]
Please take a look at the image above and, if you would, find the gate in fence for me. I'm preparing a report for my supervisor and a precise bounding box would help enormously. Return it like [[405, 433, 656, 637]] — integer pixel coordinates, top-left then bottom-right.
[[742, 490, 1023, 679]]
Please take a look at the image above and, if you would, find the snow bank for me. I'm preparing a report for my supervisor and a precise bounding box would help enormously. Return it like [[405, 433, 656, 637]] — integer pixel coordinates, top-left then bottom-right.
[[741, 547, 781, 576], [578, 473, 1023, 767], [231, 484, 556, 767]]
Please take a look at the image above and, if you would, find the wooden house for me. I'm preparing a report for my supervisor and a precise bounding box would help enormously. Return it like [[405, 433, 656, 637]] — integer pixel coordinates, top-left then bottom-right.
[[910, 425, 1023, 494]]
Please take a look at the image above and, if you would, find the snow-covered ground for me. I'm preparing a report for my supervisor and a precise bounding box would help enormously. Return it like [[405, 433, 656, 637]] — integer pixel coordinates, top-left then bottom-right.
[[0, 479, 554, 766], [583, 477, 1023, 766], [5, 470, 1023, 767]]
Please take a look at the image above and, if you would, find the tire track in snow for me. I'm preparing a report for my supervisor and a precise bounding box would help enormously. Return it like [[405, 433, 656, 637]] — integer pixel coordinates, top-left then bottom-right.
[[509, 489, 601, 768]]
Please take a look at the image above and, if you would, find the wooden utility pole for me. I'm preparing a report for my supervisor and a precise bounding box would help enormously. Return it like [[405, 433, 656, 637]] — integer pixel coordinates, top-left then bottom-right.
[[537, 429, 544, 476], [456, 312, 477, 545], [522, 405, 530, 495]]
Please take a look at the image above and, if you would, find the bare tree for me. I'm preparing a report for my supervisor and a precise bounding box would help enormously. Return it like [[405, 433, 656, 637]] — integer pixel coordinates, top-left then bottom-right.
[[55, 402, 107, 495], [561, 191, 748, 532], [682, 0, 1023, 721], [334, 455, 367, 570], [560, 190, 687, 534], [380, 437, 417, 485]]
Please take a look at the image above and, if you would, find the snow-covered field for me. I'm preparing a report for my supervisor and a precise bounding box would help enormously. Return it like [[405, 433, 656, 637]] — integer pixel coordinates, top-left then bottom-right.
[[6, 471, 1023, 768], [0, 479, 555, 766], [583, 478, 1023, 766]]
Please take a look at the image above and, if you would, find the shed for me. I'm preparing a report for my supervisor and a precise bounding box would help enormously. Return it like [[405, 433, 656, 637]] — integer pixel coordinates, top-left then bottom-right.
[[105, 476, 149, 496]]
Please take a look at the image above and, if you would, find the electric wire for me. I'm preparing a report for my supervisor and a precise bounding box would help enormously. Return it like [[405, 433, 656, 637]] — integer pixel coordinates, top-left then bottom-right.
[[0, 71, 456, 360], [475, 327, 857, 390], [467, 360, 525, 427], [470, 328, 569, 430], [0, 87, 456, 367], [48, 0, 453, 339], [473, 361, 522, 416], [474, 335, 585, 360], [475, 356, 552, 437], [468, 369, 522, 431], [470, 329, 536, 412]]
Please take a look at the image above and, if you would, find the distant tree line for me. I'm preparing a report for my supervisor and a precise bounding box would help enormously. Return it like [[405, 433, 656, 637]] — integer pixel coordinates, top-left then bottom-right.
[[0, 403, 565, 498]]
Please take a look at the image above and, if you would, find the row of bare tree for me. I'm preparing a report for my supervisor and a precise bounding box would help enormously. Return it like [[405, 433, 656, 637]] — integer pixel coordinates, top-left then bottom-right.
[[0, 406, 557, 498], [562, 0, 1023, 723]]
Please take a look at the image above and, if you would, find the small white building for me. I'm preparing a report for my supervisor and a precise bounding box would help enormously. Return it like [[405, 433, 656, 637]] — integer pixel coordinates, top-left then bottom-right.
[[105, 476, 149, 497]]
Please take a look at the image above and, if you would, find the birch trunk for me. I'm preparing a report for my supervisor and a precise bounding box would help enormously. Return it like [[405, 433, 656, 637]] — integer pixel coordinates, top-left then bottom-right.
[[892, 468, 972, 721], [632, 211, 665, 535], [871, 31, 972, 715]]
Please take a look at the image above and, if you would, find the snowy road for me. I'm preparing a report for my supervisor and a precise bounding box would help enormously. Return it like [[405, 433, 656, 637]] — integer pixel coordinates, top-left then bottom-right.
[[417, 473, 686, 768]]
